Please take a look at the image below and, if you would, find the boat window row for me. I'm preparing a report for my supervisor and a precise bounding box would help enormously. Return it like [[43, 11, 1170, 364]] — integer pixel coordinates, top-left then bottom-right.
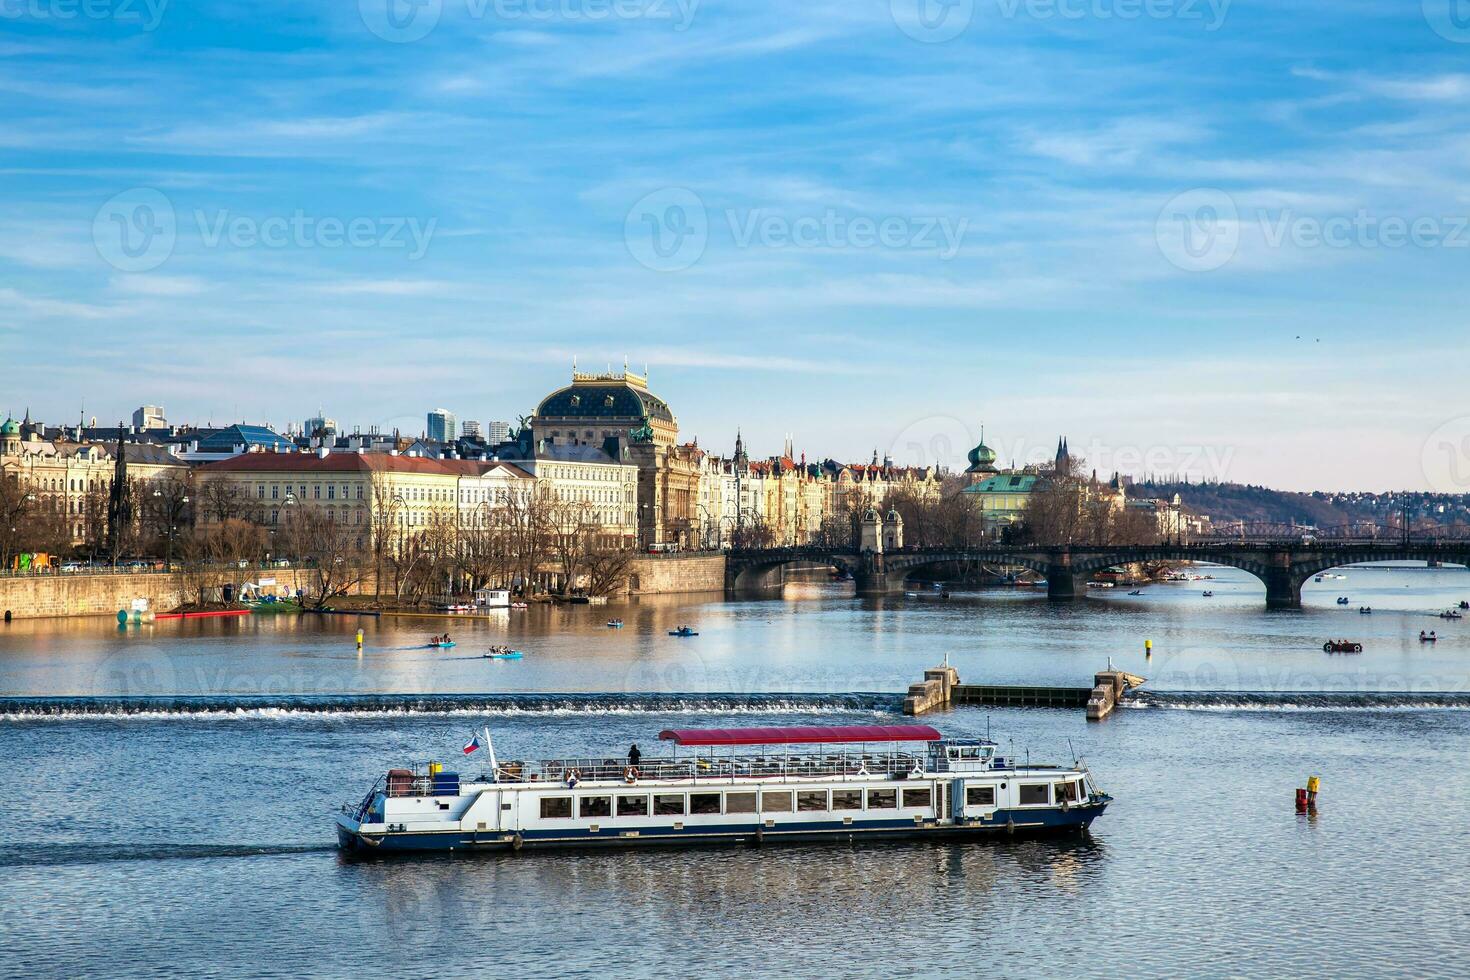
[[538, 786, 937, 820]]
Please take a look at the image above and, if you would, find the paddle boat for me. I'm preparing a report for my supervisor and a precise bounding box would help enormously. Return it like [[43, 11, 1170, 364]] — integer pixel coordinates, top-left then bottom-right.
[[1323, 639, 1363, 653], [1128, 590, 1144, 596], [428, 636, 456, 649], [335, 723, 1112, 855], [483, 647, 523, 660], [668, 626, 699, 638], [1359, 607, 1372, 614], [1420, 631, 1439, 643], [1438, 610, 1463, 621], [1459, 601, 1469, 611], [1202, 590, 1214, 597], [606, 619, 624, 629], [1336, 597, 1350, 605]]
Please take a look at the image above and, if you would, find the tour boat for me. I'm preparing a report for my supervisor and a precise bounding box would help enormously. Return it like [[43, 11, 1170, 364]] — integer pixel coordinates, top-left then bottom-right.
[[334, 724, 1110, 855]]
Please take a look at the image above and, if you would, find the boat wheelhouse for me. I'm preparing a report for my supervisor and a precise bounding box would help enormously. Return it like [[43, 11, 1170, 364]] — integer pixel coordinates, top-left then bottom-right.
[[335, 724, 1110, 854]]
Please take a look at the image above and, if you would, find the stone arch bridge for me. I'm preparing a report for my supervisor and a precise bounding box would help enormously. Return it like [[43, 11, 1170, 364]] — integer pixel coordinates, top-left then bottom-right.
[[726, 541, 1470, 610]]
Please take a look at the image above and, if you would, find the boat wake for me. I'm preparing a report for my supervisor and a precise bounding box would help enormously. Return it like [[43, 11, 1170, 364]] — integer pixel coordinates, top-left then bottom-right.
[[0, 692, 900, 722], [0, 842, 337, 869], [1125, 691, 1470, 712]]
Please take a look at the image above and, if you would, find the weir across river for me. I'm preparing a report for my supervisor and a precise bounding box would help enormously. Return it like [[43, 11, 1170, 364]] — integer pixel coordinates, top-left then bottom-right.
[[903, 664, 1147, 721]]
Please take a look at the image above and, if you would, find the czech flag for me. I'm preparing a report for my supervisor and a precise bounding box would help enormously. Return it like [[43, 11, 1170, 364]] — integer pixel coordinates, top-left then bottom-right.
[[463, 734, 482, 755]]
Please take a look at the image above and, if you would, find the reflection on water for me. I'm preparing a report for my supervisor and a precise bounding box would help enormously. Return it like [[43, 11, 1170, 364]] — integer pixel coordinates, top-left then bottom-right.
[[3, 565, 1468, 699]]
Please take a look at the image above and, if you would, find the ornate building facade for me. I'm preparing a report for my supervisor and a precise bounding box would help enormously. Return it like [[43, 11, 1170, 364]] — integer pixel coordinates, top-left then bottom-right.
[[529, 368, 698, 549]]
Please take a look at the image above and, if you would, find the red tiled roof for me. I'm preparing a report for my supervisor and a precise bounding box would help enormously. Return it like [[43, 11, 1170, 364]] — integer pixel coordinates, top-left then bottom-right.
[[199, 452, 459, 475]]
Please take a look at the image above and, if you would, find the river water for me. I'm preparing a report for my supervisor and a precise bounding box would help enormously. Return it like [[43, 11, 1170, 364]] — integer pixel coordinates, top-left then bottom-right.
[[2, 565, 1468, 978]]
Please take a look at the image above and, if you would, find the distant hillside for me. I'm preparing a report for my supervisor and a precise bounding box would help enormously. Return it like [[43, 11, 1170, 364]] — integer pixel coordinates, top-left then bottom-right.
[[1135, 480, 1470, 530]]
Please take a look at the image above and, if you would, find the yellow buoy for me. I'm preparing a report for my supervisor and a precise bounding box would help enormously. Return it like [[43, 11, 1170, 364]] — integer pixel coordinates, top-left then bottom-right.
[[1144, 639, 1153, 657], [1306, 775, 1320, 795]]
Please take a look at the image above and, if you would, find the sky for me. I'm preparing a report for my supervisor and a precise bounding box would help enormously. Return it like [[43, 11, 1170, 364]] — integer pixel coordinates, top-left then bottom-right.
[[4, 0, 1470, 493]]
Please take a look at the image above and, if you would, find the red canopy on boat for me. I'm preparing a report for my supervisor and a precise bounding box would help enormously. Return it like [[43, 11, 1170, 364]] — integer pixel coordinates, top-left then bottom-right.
[[657, 724, 943, 747]]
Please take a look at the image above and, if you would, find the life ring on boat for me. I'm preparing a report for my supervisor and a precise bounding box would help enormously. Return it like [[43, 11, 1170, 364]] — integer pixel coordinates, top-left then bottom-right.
[[624, 766, 639, 783]]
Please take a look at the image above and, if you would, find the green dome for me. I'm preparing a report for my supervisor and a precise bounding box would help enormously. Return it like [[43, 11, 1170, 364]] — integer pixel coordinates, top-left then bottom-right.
[[966, 429, 997, 472], [0, 418, 19, 436]]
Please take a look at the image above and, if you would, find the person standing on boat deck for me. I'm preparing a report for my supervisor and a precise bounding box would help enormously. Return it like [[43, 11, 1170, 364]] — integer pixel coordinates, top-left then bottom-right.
[[628, 744, 641, 768]]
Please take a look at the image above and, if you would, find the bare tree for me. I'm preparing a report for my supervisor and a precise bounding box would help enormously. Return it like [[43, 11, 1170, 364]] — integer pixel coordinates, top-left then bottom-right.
[[280, 508, 366, 609], [582, 546, 636, 597], [546, 499, 598, 594]]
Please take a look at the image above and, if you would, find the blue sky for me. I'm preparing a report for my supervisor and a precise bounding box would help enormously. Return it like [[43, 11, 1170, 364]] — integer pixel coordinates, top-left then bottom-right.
[[4, 0, 1470, 492]]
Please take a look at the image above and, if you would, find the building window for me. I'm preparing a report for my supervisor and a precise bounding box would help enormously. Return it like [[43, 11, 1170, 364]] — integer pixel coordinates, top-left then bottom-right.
[[653, 794, 685, 816], [760, 791, 793, 813], [966, 786, 996, 807], [901, 788, 931, 809], [725, 792, 757, 814], [616, 795, 648, 817], [540, 797, 572, 819], [1019, 784, 1050, 806], [689, 793, 722, 815], [578, 796, 612, 819]]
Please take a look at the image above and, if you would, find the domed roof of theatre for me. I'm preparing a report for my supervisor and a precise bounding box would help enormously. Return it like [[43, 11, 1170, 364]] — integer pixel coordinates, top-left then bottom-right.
[[0, 417, 19, 435], [536, 371, 674, 423]]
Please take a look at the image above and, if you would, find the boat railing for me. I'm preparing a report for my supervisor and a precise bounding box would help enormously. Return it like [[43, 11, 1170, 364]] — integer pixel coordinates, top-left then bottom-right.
[[485, 749, 930, 786]]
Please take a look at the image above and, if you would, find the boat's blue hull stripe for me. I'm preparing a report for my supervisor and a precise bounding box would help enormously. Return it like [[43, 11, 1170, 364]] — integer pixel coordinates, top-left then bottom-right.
[[339, 804, 1106, 852]]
